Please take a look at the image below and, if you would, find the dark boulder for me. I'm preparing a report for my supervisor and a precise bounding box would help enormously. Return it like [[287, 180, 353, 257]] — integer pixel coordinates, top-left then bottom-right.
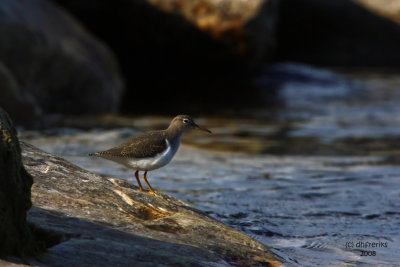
[[277, 0, 400, 67], [0, 0, 123, 126], [50, 0, 279, 115], [0, 107, 38, 259]]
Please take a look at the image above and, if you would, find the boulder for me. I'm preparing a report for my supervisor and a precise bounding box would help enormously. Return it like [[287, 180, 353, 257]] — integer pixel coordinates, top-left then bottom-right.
[[277, 0, 400, 67], [0, 63, 42, 127], [0, 0, 123, 126], [15, 141, 285, 266], [353, 0, 400, 23], [50, 0, 279, 114], [0, 108, 39, 259]]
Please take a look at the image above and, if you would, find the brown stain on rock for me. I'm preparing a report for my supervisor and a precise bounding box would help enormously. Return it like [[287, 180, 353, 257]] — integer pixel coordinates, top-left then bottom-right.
[[0, 122, 14, 146], [229, 256, 283, 267], [136, 206, 171, 221], [145, 218, 187, 234]]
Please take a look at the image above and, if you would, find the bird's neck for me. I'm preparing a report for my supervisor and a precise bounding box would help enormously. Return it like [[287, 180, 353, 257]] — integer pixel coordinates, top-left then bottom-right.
[[165, 127, 183, 149]]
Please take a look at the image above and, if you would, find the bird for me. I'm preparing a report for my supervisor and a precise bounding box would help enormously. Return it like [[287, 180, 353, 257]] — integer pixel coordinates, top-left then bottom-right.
[[89, 115, 211, 195]]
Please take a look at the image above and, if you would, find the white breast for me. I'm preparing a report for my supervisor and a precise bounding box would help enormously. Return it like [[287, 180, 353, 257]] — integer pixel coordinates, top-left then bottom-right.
[[126, 139, 179, 171]]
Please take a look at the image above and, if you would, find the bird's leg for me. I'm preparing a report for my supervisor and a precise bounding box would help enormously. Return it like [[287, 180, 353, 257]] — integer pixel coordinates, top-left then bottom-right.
[[135, 170, 143, 191], [142, 171, 156, 195]]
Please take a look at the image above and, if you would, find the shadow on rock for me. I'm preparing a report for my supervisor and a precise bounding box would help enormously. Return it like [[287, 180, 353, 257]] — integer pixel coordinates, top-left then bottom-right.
[[24, 207, 226, 266]]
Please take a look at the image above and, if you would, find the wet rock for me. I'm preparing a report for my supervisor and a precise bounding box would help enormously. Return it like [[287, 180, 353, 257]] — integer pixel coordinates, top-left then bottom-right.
[[0, 108, 39, 259], [15, 141, 284, 266], [277, 0, 400, 67], [50, 0, 279, 114], [0, 0, 123, 126]]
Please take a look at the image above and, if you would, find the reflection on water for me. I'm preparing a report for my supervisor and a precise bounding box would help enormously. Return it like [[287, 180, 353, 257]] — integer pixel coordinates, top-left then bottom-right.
[[20, 64, 400, 266]]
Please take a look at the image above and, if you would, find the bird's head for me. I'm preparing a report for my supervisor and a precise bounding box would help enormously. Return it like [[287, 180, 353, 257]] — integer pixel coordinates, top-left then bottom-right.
[[170, 115, 212, 133]]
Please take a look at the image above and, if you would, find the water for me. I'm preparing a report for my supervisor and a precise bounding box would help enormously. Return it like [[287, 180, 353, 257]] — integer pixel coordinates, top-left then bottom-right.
[[20, 64, 400, 266]]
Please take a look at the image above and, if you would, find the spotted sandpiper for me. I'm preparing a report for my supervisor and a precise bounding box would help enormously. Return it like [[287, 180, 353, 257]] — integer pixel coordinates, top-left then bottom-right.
[[89, 115, 211, 194]]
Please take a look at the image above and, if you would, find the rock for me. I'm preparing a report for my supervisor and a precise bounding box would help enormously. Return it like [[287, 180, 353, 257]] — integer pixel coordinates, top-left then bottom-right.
[[0, 64, 42, 127], [0, 0, 123, 126], [277, 0, 400, 67], [353, 0, 400, 23], [16, 141, 285, 266], [50, 0, 279, 114], [0, 108, 39, 259], [144, 0, 278, 66]]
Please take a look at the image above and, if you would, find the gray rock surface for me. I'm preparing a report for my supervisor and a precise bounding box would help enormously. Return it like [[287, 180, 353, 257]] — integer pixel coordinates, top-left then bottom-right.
[[0, 0, 123, 126], [0, 108, 39, 259], [15, 142, 284, 266]]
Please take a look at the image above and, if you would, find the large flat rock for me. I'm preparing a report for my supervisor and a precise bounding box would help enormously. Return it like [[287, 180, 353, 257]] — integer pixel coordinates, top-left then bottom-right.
[[17, 141, 284, 266]]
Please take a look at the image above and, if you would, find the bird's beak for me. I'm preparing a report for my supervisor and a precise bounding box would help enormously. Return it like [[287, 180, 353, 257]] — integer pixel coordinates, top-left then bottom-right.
[[194, 124, 212, 133]]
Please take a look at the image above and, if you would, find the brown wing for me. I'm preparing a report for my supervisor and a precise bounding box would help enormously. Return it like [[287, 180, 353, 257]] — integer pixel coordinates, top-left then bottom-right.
[[91, 131, 167, 159]]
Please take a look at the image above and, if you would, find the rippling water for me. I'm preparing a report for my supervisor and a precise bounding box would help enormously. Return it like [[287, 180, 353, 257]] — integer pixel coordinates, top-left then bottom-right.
[[20, 64, 400, 266]]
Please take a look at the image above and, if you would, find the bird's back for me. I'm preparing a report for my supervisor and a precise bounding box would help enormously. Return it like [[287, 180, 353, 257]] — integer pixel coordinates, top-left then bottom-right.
[[89, 130, 168, 159]]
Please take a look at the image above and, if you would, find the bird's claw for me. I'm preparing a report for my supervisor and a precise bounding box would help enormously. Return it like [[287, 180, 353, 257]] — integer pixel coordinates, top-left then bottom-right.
[[149, 190, 161, 197]]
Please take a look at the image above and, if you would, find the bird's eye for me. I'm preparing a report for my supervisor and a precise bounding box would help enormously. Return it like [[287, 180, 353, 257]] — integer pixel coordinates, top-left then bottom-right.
[[183, 119, 189, 124]]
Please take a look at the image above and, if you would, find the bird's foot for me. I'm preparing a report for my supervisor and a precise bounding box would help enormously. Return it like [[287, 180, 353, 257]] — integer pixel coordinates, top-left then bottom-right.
[[149, 190, 161, 197]]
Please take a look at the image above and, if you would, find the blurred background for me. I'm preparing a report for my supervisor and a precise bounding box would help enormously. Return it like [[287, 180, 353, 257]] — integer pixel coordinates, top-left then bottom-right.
[[2, 0, 400, 265]]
